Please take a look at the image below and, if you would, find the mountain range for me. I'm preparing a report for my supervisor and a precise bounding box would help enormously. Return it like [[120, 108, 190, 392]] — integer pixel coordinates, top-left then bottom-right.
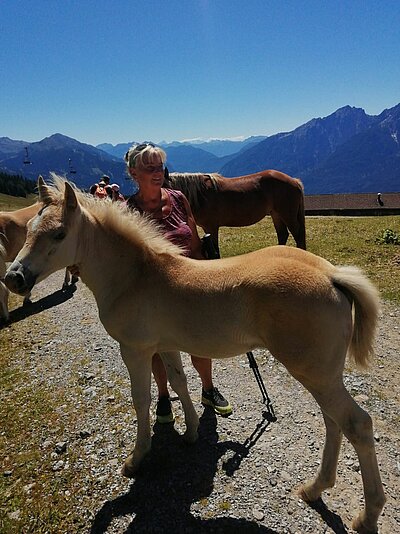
[[1, 104, 399, 194]]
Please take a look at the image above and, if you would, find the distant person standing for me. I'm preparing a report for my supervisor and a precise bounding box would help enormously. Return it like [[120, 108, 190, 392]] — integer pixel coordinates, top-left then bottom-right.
[[111, 183, 125, 202], [92, 180, 109, 199], [102, 175, 113, 199], [90, 175, 113, 199]]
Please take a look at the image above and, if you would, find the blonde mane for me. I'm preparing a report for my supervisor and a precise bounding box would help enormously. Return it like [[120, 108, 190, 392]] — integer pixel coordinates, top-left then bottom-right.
[[167, 173, 221, 211], [48, 174, 184, 257]]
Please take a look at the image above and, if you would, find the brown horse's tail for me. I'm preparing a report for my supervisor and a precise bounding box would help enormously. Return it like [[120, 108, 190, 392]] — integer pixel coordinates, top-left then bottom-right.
[[295, 179, 306, 249], [332, 266, 380, 369]]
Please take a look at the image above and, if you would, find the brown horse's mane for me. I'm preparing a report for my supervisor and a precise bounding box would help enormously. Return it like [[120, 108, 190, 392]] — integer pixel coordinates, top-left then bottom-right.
[[167, 173, 221, 211], [48, 174, 184, 257]]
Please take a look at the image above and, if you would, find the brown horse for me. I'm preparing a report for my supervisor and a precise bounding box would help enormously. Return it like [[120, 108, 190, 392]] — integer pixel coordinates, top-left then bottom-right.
[[165, 170, 306, 254], [0, 203, 78, 320], [5, 176, 385, 533]]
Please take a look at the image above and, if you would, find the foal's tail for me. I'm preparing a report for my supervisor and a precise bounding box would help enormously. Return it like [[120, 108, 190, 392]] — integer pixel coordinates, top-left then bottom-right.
[[332, 266, 380, 368]]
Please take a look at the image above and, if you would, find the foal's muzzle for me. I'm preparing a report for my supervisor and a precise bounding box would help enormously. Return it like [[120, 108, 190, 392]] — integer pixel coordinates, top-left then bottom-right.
[[5, 261, 37, 296]]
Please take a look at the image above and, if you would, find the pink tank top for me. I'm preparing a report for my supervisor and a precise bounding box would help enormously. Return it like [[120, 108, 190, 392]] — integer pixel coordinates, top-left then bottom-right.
[[127, 188, 193, 257]]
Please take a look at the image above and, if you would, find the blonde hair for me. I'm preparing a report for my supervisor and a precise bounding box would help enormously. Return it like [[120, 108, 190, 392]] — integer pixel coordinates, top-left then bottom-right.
[[124, 143, 167, 169]]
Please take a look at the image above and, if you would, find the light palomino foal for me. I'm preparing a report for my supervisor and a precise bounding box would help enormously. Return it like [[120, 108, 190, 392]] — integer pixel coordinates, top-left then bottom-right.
[[0, 203, 78, 321], [5, 177, 385, 533], [0, 203, 40, 320]]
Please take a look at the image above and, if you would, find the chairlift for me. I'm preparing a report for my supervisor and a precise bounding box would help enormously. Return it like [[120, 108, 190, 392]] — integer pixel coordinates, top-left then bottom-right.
[[23, 146, 32, 165], [68, 158, 77, 174]]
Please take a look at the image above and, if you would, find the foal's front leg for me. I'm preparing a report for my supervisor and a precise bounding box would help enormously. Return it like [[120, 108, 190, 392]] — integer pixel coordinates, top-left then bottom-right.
[[119, 344, 153, 477]]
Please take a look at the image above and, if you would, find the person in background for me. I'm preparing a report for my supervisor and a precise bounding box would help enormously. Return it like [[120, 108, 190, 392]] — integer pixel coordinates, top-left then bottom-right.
[[111, 183, 125, 202], [92, 180, 109, 199], [124, 142, 232, 422], [101, 175, 113, 199]]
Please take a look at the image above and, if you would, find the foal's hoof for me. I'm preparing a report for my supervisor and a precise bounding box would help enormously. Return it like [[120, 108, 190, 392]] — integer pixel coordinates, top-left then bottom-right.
[[352, 516, 378, 534], [121, 460, 137, 478], [183, 430, 198, 444], [297, 483, 321, 503]]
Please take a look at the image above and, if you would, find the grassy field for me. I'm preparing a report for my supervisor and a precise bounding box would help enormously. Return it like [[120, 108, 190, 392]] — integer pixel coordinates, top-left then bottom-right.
[[0, 194, 399, 532], [0, 192, 37, 211]]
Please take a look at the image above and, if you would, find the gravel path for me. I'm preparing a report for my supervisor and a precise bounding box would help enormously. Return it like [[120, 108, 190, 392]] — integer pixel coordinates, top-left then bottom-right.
[[3, 271, 400, 533]]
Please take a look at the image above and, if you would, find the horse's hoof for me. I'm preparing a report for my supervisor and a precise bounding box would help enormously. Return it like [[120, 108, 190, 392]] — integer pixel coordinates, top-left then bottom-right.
[[62, 283, 68, 291], [352, 515, 378, 534], [183, 430, 198, 444], [297, 483, 321, 503], [121, 462, 136, 478], [22, 298, 32, 307]]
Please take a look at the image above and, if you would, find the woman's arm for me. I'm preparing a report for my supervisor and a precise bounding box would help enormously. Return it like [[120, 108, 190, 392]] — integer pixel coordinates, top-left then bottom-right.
[[182, 195, 204, 259]]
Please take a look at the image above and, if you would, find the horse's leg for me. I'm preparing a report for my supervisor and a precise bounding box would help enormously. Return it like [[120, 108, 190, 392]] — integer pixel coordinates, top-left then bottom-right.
[[160, 351, 199, 443], [0, 257, 9, 321], [62, 268, 70, 290], [304, 382, 385, 533], [119, 344, 153, 477], [271, 213, 289, 245], [298, 411, 343, 501], [23, 292, 32, 306], [0, 281, 9, 321], [210, 227, 220, 257], [285, 216, 306, 250]]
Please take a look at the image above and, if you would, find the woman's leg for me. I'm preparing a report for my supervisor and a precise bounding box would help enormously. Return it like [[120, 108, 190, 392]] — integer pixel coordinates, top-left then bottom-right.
[[152, 353, 174, 423], [191, 355, 232, 416], [190, 355, 213, 390]]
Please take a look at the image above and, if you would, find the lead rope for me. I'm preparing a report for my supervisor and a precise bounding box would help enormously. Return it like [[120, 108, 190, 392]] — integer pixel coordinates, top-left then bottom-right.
[[201, 234, 277, 422]]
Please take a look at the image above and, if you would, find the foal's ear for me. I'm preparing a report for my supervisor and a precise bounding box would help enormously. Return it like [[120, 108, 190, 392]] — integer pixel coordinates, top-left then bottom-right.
[[63, 182, 78, 212], [37, 175, 55, 205]]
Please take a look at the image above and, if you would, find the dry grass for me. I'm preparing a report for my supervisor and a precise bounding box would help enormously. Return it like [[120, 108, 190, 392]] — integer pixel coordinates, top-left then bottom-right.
[[0, 193, 36, 211], [219, 215, 400, 303]]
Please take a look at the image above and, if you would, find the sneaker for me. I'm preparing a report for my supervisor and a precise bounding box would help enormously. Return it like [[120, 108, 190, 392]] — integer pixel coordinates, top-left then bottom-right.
[[156, 396, 174, 424], [201, 387, 232, 416]]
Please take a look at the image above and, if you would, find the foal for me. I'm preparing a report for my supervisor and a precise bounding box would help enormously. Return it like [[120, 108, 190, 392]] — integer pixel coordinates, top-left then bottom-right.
[[5, 177, 385, 533]]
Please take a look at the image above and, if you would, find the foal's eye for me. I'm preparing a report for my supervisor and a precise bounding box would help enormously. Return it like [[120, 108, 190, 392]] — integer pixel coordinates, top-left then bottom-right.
[[54, 231, 66, 241]]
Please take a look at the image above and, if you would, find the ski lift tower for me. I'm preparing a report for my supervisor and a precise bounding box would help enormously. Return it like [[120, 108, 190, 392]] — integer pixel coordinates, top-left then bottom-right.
[[23, 146, 32, 165], [68, 158, 77, 175]]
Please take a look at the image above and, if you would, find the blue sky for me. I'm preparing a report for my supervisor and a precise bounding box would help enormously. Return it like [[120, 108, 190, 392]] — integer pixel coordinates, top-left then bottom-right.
[[1, 0, 399, 146]]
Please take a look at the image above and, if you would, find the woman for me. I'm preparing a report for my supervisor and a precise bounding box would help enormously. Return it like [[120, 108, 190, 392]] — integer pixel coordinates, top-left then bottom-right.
[[124, 143, 232, 422]]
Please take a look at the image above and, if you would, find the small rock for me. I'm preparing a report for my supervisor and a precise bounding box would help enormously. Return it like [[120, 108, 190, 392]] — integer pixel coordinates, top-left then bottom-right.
[[79, 430, 91, 439], [8, 510, 21, 520], [55, 441, 67, 454], [252, 506, 265, 521], [3, 470, 13, 477], [52, 460, 64, 471], [106, 395, 115, 402]]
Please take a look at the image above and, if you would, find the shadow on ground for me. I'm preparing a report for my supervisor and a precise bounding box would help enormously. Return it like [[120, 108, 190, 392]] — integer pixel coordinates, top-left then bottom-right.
[[91, 407, 279, 533], [0, 285, 76, 329], [91, 406, 350, 533]]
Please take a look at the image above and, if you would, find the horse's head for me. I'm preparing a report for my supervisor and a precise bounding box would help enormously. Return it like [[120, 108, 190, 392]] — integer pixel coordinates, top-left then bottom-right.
[[5, 176, 80, 296]]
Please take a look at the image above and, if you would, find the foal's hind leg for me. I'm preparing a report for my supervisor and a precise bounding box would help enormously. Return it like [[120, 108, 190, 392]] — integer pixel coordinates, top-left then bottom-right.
[[160, 351, 199, 443], [310, 384, 385, 533], [299, 411, 343, 502], [271, 213, 289, 245]]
